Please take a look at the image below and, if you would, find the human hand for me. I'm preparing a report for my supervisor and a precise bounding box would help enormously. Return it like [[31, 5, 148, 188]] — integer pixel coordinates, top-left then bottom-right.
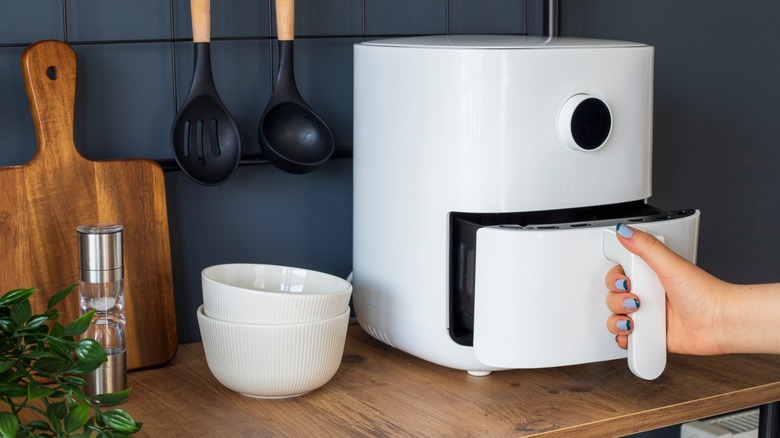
[[604, 224, 729, 355]]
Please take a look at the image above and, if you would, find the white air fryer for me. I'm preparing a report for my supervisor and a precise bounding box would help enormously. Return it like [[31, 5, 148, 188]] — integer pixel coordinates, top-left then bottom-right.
[[352, 35, 700, 380]]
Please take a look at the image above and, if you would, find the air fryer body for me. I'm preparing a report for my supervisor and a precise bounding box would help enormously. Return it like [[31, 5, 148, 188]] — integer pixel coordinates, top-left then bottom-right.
[[352, 36, 699, 374]]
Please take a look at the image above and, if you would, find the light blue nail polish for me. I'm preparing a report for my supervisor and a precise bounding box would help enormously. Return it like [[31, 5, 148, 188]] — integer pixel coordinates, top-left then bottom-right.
[[615, 279, 628, 291], [616, 223, 634, 239], [617, 319, 631, 331], [623, 298, 640, 310]]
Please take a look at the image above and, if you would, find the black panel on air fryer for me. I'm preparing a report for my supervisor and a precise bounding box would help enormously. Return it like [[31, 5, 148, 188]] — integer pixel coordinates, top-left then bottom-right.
[[571, 97, 612, 150], [447, 201, 696, 346]]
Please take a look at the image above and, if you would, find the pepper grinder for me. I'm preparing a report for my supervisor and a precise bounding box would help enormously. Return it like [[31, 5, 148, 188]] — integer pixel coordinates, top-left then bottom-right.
[[78, 224, 127, 403]]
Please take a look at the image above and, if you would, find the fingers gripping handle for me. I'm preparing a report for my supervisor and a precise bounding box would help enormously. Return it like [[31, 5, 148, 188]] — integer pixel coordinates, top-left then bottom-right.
[[603, 229, 667, 380]]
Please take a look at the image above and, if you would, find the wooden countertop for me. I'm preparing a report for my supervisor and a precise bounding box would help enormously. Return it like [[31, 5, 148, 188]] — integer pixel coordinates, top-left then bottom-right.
[[123, 323, 780, 437]]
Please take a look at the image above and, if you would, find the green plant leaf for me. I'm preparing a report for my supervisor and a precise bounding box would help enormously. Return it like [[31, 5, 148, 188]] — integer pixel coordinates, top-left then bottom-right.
[[62, 310, 95, 337], [1, 285, 140, 436], [47, 285, 77, 311], [0, 288, 35, 307], [49, 321, 64, 337], [63, 375, 87, 387], [46, 408, 62, 436], [0, 412, 19, 438], [74, 339, 107, 365], [34, 357, 70, 374], [21, 349, 56, 360], [48, 400, 67, 419], [25, 315, 50, 330], [64, 402, 90, 433], [47, 403, 63, 436], [26, 420, 52, 431], [3, 370, 26, 385], [0, 319, 15, 333], [22, 333, 48, 349], [27, 380, 55, 401], [94, 387, 132, 406], [0, 382, 27, 398], [10, 300, 31, 326], [44, 308, 61, 320], [46, 335, 72, 359], [71, 339, 108, 374], [100, 409, 139, 433]]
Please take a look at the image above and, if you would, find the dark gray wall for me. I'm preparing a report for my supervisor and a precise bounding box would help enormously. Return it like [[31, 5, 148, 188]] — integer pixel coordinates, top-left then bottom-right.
[[0, 0, 533, 344], [562, 0, 780, 285]]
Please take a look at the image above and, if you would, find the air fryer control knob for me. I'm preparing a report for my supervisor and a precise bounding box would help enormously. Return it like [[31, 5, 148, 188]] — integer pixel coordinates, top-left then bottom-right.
[[558, 94, 612, 152]]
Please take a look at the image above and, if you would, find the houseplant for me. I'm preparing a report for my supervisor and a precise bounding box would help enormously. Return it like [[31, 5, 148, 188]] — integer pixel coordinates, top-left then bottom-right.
[[0, 286, 141, 437]]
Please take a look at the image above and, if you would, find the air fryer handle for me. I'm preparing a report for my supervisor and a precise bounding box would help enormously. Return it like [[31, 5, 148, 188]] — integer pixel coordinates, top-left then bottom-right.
[[603, 229, 667, 380]]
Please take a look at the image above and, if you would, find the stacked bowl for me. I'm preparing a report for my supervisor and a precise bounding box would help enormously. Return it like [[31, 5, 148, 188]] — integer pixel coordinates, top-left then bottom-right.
[[197, 264, 352, 398]]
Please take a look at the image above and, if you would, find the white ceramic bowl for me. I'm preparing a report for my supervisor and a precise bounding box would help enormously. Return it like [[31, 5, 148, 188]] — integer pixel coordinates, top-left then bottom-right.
[[197, 305, 349, 398], [201, 264, 352, 324]]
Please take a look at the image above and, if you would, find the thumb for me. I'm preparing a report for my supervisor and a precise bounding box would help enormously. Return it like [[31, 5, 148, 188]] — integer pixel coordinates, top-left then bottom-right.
[[615, 223, 692, 280]]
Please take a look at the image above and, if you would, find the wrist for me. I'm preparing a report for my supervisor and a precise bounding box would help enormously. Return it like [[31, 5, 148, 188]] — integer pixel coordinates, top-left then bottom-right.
[[718, 283, 780, 354], [714, 282, 743, 354]]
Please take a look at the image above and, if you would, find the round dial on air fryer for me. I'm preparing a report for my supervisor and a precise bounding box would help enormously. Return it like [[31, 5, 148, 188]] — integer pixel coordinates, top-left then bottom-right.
[[559, 94, 612, 151]]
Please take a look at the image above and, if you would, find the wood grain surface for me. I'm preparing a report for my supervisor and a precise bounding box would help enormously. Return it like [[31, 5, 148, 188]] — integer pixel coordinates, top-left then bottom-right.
[[190, 0, 210, 43], [121, 324, 780, 437], [0, 40, 177, 370], [275, 0, 295, 41]]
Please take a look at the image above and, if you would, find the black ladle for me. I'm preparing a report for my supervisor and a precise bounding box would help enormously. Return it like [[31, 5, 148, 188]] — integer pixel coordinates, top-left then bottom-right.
[[171, 0, 241, 185], [259, 0, 334, 174]]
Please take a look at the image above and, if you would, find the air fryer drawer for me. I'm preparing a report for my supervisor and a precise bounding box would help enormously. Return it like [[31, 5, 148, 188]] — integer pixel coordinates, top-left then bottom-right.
[[448, 201, 698, 347]]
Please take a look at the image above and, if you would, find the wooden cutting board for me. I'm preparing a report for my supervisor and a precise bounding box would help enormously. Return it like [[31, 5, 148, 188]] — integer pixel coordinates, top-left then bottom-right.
[[0, 40, 177, 370]]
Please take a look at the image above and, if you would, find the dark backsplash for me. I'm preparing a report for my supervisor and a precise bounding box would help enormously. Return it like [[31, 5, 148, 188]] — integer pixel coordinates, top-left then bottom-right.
[[0, 0, 534, 343]]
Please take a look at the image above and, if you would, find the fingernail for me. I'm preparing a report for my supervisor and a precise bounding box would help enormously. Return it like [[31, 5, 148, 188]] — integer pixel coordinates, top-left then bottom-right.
[[615, 279, 628, 291], [623, 298, 640, 310], [616, 223, 634, 239], [616, 319, 631, 331]]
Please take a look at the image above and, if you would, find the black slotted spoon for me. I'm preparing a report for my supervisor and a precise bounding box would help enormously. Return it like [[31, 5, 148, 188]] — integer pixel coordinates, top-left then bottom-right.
[[171, 0, 241, 185]]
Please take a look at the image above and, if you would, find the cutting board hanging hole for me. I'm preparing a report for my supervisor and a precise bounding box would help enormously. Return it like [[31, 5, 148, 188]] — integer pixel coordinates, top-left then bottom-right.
[[46, 66, 57, 80]]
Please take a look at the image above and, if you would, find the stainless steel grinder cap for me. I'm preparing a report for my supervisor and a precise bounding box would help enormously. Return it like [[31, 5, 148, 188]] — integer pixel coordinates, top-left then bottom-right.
[[78, 224, 123, 283]]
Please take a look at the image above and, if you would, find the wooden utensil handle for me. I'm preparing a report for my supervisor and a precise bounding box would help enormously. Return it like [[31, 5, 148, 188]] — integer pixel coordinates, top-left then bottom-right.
[[21, 40, 79, 165], [276, 0, 294, 41], [191, 0, 211, 43]]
